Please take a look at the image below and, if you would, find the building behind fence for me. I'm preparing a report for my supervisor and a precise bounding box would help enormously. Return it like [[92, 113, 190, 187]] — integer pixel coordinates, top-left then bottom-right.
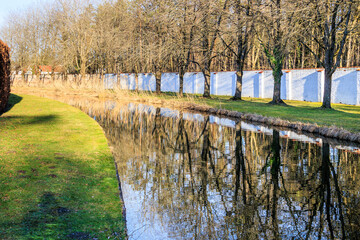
[[12, 67, 360, 105]]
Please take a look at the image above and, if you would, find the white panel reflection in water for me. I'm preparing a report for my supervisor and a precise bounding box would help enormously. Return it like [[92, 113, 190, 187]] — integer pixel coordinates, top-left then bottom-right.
[[66, 99, 360, 240], [123, 183, 175, 240], [209, 116, 236, 128], [160, 108, 180, 118]]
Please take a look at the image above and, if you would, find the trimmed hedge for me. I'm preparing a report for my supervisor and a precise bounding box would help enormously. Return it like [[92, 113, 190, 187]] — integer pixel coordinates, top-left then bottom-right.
[[0, 40, 10, 114]]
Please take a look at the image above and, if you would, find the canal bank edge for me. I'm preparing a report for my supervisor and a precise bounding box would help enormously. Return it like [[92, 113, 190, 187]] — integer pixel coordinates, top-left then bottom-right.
[[0, 94, 126, 239], [10, 87, 360, 144], [184, 103, 360, 144]]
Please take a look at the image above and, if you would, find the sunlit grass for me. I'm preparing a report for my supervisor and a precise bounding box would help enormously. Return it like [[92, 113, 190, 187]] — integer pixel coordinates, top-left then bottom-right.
[[12, 86, 360, 133], [145, 93, 360, 133], [0, 94, 125, 239]]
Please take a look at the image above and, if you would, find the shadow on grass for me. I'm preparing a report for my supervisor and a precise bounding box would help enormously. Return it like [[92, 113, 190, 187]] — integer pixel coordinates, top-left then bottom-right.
[[0, 153, 125, 239], [2, 94, 23, 115], [22, 192, 74, 239], [2, 114, 58, 125]]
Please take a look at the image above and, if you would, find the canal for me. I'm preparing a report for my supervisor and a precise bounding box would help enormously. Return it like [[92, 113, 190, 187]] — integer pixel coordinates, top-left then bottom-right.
[[71, 99, 360, 240]]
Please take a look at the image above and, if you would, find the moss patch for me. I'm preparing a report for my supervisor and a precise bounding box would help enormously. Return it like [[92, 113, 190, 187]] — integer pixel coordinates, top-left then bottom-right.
[[0, 94, 125, 239]]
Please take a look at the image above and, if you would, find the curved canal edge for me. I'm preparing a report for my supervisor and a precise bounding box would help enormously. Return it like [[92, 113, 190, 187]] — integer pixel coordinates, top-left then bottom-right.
[[0, 94, 127, 239], [185, 103, 360, 143], [11, 87, 360, 144], [113, 160, 128, 239]]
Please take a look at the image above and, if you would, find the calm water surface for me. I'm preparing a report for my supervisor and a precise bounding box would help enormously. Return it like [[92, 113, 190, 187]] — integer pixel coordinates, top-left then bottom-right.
[[71, 100, 360, 240]]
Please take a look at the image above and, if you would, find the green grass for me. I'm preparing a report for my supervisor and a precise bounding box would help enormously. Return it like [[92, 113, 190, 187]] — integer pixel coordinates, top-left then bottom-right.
[[13, 87, 360, 133], [144, 92, 360, 133], [0, 94, 125, 239]]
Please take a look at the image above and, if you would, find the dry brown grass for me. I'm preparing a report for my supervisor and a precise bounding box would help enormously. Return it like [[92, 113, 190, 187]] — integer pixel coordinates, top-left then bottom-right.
[[12, 85, 360, 143]]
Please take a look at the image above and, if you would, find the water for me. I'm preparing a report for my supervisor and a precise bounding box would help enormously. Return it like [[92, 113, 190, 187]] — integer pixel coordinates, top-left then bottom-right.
[[70, 100, 360, 240]]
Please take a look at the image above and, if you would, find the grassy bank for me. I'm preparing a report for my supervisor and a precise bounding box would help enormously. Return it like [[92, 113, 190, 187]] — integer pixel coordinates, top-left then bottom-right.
[[12, 86, 360, 133], [150, 93, 360, 133], [0, 94, 125, 239]]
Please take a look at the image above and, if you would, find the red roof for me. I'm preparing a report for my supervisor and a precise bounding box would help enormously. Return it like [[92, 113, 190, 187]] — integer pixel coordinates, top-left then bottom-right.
[[38, 65, 63, 73]]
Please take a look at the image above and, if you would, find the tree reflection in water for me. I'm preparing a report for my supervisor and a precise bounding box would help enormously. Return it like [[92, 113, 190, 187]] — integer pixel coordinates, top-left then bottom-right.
[[72, 101, 360, 240]]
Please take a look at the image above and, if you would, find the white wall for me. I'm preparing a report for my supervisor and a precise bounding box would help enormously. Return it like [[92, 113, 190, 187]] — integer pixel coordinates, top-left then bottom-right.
[[119, 73, 136, 90], [183, 72, 204, 94], [261, 71, 274, 98], [161, 73, 179, 92], [290, 69, 320, 102], [138, 73, 156, 91], [210, 72, 236, 96], [331, 68, 358, 105], [243, 71, 260, 98], [104, 74, 117, 89], [107, 68, 360, 105]]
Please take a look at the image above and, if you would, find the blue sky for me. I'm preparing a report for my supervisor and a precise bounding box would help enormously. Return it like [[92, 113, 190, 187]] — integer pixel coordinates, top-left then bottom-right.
[[0, 0, 42, 27]]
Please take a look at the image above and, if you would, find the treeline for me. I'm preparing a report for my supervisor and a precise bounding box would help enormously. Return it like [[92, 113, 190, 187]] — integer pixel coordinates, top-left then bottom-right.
[[1, 0, 358, 107]]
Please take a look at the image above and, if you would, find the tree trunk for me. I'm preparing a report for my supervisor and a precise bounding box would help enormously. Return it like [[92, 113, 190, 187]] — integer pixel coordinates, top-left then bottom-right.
[[232, 70, 243, 100], [179, 66, 184, 96], [0, 40, 11, 114], [322, 69, 332, 109], [155, 71, 161, 94], [270, 65, 285, 105], [234, 122, 246, 204], [203, 64, 211, 98], [80, 60, 86, 76], [271, 130, 281, 240]]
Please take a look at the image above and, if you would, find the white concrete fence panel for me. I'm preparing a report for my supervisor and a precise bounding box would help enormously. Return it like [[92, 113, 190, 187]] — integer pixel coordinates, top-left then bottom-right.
[[161, 73, 179, 92], [210, 71, 236, 96], [138, 73, 156, 91], [118, 73, 136, 90], [183, 72, 205, 94], [331, 68, 358, 105], [104, 74, 117, 89], [91, 68, 360, 106]]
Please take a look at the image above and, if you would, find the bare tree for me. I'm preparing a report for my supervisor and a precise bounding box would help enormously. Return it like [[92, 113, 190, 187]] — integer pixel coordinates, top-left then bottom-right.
[[221, 0, 254, 100], [2, 0, 360, 94], [55, 0, 97, 75], [196, 0, 228, 98], [256, 0, 301, 104], [168, 0, 197, 95], [300, 0, 357, 109], [93, 1, 129, 75]]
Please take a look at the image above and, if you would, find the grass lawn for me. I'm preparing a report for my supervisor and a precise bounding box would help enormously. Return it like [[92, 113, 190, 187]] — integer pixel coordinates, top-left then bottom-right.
[[10, 86, 360, 133], [150, 93, 360, 133], [0, 94, 125, 239]]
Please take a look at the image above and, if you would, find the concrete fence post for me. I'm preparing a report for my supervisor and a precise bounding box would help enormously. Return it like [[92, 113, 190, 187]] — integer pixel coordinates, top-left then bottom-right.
[[214, 72, 218, 95], [210, 72, 216, 95], [195, 73, 200, 94], [317, 69, 325, 102], [175, 73, 179, 92], [285, 70, 292, 100], [232, 72, 236, 96], [357, 69, 360, 105], [259, 71, 265, 98]]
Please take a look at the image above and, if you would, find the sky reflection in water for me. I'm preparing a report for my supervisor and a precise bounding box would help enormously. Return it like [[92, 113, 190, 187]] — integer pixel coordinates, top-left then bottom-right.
[[72, 100, 360, 240]]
